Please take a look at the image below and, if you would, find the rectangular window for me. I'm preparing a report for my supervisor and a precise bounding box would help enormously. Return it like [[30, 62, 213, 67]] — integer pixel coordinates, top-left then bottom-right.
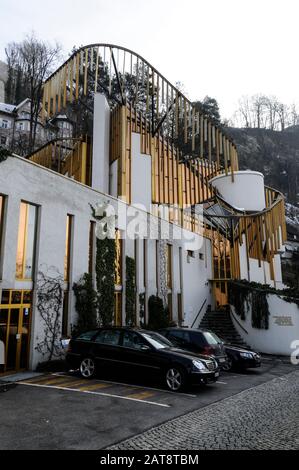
[[115, 230, 122, 286], [88, 221, 96, 275], [143, 239, 147, 288], [0, 136, 6, 145], [177, 293, 183, 326], [0, 196, 5, 274], [156, 241, 159, 292], [64, 215, 73, 281], [167, 293, 173, 322], [62, 290, 69, 337], [16, 202, 37, 280], [167, 244, 172, 289], [1, 120, 8, 129]]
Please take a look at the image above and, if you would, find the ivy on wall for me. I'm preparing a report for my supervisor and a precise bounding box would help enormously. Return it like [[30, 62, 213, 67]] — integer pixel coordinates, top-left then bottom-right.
[[227, 281, 251, 321], [228, 280, 270, 329], [91, 203, 116, 326], [227, 279, 299, 330], [96, 236, 116, 326], [125, 256, 136, 326], [72, 273, 98, 335]]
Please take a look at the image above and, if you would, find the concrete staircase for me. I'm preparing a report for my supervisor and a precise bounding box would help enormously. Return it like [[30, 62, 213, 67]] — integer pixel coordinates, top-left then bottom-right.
[[200, 310, 250, 348]]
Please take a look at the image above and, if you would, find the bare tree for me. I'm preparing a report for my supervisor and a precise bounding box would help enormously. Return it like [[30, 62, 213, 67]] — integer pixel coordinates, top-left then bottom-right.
[[234, 94, 298, 132], [289, 103, 299, 127], [5, 33, 61, 154], [236, 96, 253, 128]]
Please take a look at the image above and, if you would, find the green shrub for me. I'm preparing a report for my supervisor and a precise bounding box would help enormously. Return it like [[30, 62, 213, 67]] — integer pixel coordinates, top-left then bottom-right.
[[73, 273, 98, 335], [147, 295, 170, 330]]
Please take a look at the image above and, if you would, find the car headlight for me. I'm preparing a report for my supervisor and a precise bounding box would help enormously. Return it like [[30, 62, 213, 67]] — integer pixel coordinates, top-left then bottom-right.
[[240, 352, 253, 359], [192, 360, 207, 371]]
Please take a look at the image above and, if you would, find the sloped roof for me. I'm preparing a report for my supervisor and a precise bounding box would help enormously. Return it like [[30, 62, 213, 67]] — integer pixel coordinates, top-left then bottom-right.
[[0, 102, 16, 114]]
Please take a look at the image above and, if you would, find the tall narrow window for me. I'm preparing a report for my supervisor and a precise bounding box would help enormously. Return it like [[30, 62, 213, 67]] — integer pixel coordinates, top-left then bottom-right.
[[166, 244, 172, 289], [62, 291, 69, 337], [143, 239, 147, 288], [115, 230, 122, 286], [156, 241, 159, 292], [0, 196, 5, 270], [88, 221, 96, 275], [16, 202, 37, 280], [64, 215, 73, 281]]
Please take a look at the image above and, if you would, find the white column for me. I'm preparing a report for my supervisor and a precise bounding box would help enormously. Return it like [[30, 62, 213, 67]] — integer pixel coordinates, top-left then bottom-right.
[[92, 93, 110, 193]]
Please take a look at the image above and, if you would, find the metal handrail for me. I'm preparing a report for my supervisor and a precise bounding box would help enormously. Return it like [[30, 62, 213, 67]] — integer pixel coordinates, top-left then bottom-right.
[[191, 299, 207, 329]]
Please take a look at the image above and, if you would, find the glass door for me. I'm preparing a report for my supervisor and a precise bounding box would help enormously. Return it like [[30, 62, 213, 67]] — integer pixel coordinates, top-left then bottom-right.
[[0, 291, 32, 374]]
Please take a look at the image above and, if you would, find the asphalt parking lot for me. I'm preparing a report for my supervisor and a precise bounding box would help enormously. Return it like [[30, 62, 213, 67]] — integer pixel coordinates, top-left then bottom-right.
[[0, 357, 297, 450]]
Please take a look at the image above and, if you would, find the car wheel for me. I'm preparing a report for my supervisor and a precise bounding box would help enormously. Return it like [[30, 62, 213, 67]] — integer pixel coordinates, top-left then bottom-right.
[[165, 366, 186, 392], [79, 357, 96, 379], [222, 357, 233, 372]]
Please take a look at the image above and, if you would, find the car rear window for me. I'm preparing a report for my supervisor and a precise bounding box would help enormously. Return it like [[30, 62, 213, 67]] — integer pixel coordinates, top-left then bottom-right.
[[76, 331, 98, 341], [169, 330, 190, 342]]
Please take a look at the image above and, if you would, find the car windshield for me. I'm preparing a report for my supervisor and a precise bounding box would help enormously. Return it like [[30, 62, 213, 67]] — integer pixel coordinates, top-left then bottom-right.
[[203, 331, 222, 345], [209, 332, 223, 344], [141, 332, 173, 349]]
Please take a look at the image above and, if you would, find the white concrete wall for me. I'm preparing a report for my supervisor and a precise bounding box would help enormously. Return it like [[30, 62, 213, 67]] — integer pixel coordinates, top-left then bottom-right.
[[131, 133, 152, 211], [210, 171, 266, 211], [0, 155, 212, 369], [182, 238, 213, 328], [109, 159, 118, 198], [231, 295, 299, 356], [92, 93, 110, 193], [238, 234, 285, 289]]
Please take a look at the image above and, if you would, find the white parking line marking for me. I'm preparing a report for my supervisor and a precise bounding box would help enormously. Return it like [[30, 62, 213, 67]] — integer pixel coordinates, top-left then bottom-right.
[[52, 373, 197, 398], [217, 381, 227, 385], [17, 382, 171, 408]]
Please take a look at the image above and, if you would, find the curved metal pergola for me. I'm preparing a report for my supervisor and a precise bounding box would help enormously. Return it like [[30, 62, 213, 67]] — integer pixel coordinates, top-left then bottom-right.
[[42, 43, 238, 170]]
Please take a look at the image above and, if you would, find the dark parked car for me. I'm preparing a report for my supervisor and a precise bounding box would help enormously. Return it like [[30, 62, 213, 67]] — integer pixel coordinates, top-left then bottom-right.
[[220, 342, 262, 371], [66, 327, 220, 392], [159, 328, 228, 368]]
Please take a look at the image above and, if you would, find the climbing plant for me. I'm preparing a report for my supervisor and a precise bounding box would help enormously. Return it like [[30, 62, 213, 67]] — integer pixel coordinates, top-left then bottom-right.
[[35, 269, 64, 361], [227, 281, 251, 321], [90, 203, 116, 326], [125, 256, 136, 326], [72, 273, 98, 335], [96, 236, 116, 326], [228, 280, 270, 330], [0, 147, 11, 163]]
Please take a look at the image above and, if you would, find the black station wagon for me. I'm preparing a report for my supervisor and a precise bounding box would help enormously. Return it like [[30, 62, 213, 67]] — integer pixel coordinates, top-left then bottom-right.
[[66, 327, 220, 392], [159, 328, 228, 368]]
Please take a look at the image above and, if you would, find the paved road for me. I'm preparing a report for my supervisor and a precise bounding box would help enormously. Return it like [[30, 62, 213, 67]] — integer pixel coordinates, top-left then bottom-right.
[[0, 358, 298, 450], [109, 370, 299, 450]]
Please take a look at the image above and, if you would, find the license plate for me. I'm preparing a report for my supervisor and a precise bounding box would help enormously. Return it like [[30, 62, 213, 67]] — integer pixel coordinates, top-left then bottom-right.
[[219, 358, 226, 363], [215, 372, 220, 377]]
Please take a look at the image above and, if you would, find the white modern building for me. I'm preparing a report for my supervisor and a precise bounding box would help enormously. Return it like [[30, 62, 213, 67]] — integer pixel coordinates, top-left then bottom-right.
[[0, 44, 297, 374]]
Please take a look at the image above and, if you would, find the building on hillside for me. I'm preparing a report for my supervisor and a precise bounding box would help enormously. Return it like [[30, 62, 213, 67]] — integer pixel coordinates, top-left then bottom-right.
[[0, 44, 297, 374], [0, 98, 73, 153]]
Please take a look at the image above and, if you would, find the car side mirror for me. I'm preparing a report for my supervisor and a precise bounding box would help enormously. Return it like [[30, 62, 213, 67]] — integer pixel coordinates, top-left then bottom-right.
[[140, 345, 151, 351]]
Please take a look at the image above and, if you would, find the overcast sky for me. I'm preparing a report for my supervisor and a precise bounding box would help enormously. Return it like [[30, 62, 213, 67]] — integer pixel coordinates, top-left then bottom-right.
[[0, 0, 298, 120]]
